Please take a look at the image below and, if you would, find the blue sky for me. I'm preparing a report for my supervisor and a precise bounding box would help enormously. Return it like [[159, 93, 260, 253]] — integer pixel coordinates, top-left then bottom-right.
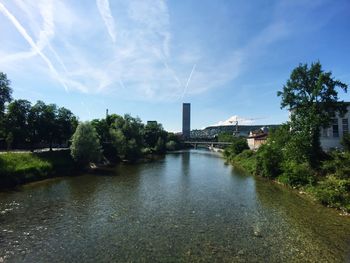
[[0, 0, 349, 132]]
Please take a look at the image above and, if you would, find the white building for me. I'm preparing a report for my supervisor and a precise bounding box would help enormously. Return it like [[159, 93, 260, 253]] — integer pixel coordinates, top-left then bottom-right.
[[320, 104, 350, 151]]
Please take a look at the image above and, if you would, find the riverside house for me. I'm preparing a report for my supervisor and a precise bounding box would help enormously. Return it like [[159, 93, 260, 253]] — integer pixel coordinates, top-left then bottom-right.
[[319, 103, 350, 151], [247, 128, 268, 150]]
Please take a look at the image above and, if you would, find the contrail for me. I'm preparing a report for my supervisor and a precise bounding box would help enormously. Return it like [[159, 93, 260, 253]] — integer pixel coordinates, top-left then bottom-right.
[[37, 0, 71, 75], [162, 60, 183, 88], [0, 2, 69, 91], [181, 64, 196, 99], [37, 0, 54, 50], [96, 0, 117, 43]]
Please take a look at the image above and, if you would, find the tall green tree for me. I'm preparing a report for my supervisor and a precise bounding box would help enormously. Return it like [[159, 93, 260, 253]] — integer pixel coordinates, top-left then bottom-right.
[[5, 99, 31, 148], [144, 122, 166, 149], [43, 103, 58, 151], [0, 72, 12, 115], [70, 122, 102, 165], [56, 107, 78, 146], [0, 72, 13, 138], [27, 101, 44, 149], [278, 62, 348, 166]]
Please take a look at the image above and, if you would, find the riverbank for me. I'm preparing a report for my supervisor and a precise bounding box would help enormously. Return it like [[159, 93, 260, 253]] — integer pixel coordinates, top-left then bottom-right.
[[0, 150, 175, 189], [224, 149, 350, 214], [0, 150, 78, 189]]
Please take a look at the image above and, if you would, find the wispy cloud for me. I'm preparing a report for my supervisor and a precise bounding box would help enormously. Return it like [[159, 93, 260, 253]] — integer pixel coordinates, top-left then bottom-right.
[[0, 1, 69, 91], [96, 0, 117, 43], [0, 0, 341, 102]]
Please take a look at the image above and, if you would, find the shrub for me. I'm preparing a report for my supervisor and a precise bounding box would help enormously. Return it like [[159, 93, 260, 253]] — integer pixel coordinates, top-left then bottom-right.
[[310, 176, 350, 211], [322, 151, 350, 179], [166, 140, 177, 151], [233, 150, 257, 175], [278, 161, 314, 187], [224, 137, 249, 158], [255, 144, 282, 178]]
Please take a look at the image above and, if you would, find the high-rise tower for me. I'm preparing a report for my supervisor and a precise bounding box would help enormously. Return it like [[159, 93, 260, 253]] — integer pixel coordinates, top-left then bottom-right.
[[182, 103, 191, 139]]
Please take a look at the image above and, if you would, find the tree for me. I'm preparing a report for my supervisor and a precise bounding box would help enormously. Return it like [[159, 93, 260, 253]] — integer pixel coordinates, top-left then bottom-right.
[[109, 127, 126, 158], [224, 137, 249, 156], [5, 99, 31, 148], [70, 122, 102, 165], [28, 101, 44, 149], [278, 62, 348, 167], [0, 72, 12, 116], [144, 122, 167, 150], [217, 132, 236, 142], [0, 72, 12, 138], [56, 107, 78, 146]]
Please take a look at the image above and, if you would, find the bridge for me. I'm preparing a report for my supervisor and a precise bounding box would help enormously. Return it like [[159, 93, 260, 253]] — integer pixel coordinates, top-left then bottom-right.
[[183, 141, 233, 149]]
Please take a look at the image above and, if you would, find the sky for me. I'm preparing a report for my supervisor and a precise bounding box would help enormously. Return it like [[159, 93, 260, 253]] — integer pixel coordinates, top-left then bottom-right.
[[0, 0, 349, 132]]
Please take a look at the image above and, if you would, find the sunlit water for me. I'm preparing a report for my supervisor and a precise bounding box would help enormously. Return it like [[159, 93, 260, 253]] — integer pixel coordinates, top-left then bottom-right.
[[0, 150, 350, 262]]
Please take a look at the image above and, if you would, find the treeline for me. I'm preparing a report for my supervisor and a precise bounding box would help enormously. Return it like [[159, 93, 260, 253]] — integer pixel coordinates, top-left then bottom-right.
[[70, 115, 182, 165], [0, 73, 78, 150], [0, 72, 182, 162], [224, 62, 350, 212]]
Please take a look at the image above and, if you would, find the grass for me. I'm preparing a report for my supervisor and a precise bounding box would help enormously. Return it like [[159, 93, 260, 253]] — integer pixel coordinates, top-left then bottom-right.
[[0, 150, 77, 188]]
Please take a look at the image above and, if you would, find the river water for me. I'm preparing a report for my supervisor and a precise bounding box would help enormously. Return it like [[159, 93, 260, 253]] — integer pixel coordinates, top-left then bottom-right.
[[0, 150, 349, 262]]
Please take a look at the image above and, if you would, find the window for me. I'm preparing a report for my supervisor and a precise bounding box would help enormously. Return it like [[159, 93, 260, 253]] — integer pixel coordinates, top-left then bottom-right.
[[322, 127, 330, 137], [332, 119, 339, 137], [343, 118, 349, 135]]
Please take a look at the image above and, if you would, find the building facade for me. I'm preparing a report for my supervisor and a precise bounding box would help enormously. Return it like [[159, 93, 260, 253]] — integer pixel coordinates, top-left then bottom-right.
[[247, 128, 268, 150], [320, 104, 350, 151], [182, 103, 191, 139]]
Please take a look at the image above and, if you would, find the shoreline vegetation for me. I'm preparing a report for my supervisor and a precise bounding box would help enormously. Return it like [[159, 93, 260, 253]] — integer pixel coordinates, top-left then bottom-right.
[[222, 62, 350, 214], [0, 71, 184, 189], [223, 145, 350, 214]]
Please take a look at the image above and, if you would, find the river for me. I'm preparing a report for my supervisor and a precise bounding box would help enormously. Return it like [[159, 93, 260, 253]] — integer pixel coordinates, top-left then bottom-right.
[[0, 150, 350, 262]]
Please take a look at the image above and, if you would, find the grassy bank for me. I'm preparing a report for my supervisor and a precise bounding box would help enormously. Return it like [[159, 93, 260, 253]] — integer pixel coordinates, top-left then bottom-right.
[[224, 149, 350, 213], [0, 150, 77, 189]]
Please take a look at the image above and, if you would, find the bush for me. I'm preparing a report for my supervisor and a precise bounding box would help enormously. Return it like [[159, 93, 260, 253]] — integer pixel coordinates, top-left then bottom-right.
[[322, 151, 350, 179], [310, 176, 350, 211], [233, 150, 257, 175], [224, 137, 249, 158], [70, 122, 102, 165], [166, 140, 177, 151], [255, 144, 282, 178], [278, 161, 314, 187]]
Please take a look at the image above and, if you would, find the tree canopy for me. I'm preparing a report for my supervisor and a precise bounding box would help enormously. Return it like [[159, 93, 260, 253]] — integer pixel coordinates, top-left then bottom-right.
[[70, 122, 102, 165], [277, 62, 348, 166], [0, 72, 12, 116]]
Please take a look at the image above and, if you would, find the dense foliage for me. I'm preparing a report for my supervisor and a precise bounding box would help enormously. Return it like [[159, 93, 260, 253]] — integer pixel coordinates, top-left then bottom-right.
[[222, 136, 249, 157], [0, 73, 78, 150], [91, 115, 182, 162], [277, 61, 348, 167], [224, 62, 350, 212], [70, 122, 102, 165]]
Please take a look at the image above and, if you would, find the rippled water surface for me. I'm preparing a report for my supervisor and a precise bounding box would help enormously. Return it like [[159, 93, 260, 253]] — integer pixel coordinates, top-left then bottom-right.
[[0, 150, 350, 262]]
